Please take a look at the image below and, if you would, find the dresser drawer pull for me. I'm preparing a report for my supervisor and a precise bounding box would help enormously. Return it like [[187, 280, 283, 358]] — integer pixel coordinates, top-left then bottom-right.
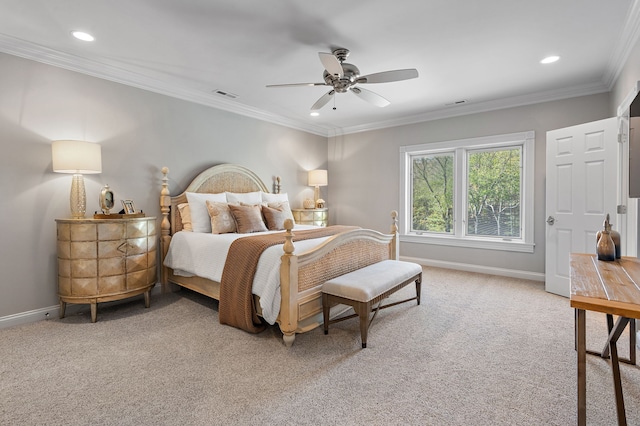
[[117, 242, 128, 253]]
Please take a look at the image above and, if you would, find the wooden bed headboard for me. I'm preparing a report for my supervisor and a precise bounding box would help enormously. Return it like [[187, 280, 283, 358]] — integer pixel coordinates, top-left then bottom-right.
[[160, 163, 272, 237]]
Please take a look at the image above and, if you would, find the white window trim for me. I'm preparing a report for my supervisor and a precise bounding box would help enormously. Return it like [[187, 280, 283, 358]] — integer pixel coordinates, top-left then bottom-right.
[[399, 131, 535, 253]]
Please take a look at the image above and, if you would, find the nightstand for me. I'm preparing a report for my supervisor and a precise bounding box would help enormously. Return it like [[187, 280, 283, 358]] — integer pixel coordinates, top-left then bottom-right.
[[55, 216, 157, 322], [292, 208, 328, 227]]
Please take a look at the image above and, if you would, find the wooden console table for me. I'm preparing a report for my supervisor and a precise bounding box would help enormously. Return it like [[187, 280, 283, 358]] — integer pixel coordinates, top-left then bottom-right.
[[570, 253, 640, 426]]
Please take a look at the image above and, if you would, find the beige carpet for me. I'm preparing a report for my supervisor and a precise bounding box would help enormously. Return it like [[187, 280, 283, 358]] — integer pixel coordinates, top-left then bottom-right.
[[2, 267, 640, 425]]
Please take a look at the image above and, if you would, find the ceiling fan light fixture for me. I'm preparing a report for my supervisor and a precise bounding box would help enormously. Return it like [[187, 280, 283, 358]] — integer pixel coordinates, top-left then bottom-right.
[[267, 48, 418, 111], [540, 55, 560, 64], [71, 31, 95, 42], [310, 112, 320, 117]]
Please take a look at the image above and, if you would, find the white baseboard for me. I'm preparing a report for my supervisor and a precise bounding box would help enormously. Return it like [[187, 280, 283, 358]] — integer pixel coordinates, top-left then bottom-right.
[[0, 305, 61, 329], [1, 263, 542, 330], [400, 255, 545, 282], [0, 284, 164, 330]]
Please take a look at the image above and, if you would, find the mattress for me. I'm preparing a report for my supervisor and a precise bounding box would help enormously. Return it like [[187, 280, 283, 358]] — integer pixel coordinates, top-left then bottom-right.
[[163, 225, 328, 324]]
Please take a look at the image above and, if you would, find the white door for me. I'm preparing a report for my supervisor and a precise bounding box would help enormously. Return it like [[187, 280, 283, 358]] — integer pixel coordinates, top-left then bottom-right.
[[545, 117, 619, 297]]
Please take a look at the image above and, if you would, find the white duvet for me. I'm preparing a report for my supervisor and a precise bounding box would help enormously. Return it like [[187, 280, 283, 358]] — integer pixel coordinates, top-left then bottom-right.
[[163, 225, 328, 324]]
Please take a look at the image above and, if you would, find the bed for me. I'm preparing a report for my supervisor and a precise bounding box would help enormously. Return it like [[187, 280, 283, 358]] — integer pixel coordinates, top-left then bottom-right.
[[159, 163, 399, 346]]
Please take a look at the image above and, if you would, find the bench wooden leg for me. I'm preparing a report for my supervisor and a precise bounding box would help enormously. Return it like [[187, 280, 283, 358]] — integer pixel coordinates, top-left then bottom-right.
[[357, 301, 370, 348], [323, 293, 330, 335], [415, 274, 422, 305]]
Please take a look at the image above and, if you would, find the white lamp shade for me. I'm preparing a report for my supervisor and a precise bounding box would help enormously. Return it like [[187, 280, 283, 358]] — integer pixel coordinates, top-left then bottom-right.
[[52, 140, 102, 174], [308, 169, 328, 186]]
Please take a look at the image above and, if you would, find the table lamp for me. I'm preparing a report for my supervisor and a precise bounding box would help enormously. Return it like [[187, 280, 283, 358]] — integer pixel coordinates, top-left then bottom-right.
[[308, 169, 328, 208], [52, 140, 102, 219]]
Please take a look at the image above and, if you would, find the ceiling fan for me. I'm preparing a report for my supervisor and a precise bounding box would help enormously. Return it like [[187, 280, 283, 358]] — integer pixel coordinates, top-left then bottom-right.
[[266, 48, 419, 112]]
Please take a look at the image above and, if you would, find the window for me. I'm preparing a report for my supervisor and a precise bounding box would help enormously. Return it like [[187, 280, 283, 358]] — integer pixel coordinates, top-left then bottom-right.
[[400, 131, 535, 252]]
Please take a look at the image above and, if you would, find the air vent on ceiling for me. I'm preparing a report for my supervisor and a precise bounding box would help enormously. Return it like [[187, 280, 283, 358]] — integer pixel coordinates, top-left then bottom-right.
[[446, 99, 467, 106], [213, 89, 238, 99]]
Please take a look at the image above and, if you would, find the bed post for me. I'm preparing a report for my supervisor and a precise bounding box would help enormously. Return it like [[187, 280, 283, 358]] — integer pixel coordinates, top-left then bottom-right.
[[160, 167, 172, 289], [279, 219, 298, 347], [390, 210, 399, 260]]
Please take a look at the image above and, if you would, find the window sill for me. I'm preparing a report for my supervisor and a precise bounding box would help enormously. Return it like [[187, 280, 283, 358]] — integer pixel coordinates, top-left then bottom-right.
[[400, 233, 535, 253]]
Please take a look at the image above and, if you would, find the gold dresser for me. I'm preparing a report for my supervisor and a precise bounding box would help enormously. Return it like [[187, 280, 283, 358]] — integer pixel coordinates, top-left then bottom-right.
[[56, 217, 157, 322], [292, 208, 328, 227]]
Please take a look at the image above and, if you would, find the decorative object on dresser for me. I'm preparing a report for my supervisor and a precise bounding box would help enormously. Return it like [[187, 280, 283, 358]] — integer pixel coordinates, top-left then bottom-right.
[[99, 184, 114, 214], [51, 140, 102, 219], [159, 163, 399, 347], [122, 199, 136, 214], [308, 169, 328, 208], [56, 216, 157, 322], [292, 208, 328, 227]]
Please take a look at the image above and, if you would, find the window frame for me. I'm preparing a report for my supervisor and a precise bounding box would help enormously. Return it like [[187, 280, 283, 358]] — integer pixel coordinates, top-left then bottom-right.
[[399, 131, 535, 253]]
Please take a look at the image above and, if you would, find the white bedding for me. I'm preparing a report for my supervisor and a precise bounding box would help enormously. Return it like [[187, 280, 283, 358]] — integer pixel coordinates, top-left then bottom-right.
[[163, 225, 328, 325]]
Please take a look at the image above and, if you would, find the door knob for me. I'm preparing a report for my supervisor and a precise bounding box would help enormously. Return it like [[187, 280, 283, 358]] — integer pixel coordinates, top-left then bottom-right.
[[546, 216, 555, 225]]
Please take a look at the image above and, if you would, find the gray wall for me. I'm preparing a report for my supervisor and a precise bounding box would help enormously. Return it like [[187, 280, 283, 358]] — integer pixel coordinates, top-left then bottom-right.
[[3, 31, 639, 320], [0, 52, 326, 319], [328, 93, 611, 275]]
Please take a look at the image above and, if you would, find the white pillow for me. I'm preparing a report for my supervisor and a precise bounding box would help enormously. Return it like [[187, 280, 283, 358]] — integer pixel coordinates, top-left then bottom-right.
[[186, 192, 227, 233], [225, 191, 263, 205], [261, 192, 289, 204]]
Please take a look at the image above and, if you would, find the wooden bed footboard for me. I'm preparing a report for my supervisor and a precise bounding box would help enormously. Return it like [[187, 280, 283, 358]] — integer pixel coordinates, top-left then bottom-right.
[[278, 216, 398, 347]]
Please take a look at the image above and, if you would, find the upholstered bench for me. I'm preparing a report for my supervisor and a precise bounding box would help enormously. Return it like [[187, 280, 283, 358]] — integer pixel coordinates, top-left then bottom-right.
[[322, 260, 422, 348]]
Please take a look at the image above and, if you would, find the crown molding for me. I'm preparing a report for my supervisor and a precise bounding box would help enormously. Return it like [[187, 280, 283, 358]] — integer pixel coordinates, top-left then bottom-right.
[[0, 34, 331, 137], [334, 81, 609, 136], [603, 0, 640, 89]]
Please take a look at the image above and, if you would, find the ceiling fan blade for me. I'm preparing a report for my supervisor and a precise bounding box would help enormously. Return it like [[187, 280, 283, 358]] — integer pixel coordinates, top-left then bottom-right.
[[266, 82, 327, 88], [351, 87, 390, 108], [311, 89, 335, 111], [319, 52, 343, 77], [356, 68, 419, 84]]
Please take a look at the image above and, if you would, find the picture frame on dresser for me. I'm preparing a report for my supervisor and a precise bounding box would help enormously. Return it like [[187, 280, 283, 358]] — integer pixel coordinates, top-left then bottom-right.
[[122, 199, 136, 214]]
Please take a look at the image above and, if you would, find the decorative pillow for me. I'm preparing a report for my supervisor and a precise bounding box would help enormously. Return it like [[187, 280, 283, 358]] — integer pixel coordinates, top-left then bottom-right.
[[225, 191, 263, 205], [268, 201, 294, 222], [205, 201, 237, 234], [177, 203, 193, 232], [261, 192, 289, 204], [228, 204, 268, 233], [186, 192, 227, 233], [262, 204, 291, 231]]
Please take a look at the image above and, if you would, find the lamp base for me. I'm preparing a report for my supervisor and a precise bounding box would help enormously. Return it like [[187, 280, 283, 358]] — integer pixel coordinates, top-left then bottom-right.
[[70, 174, 86, 219]]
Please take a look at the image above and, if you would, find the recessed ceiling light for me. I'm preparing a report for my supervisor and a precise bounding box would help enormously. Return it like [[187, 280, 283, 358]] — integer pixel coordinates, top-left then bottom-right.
[[540, 55, 560, 64], [71, 31, 95, 42], [310, 112, 319, 117]]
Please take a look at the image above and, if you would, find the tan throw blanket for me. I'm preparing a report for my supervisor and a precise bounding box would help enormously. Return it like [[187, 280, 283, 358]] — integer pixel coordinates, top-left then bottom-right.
[[219, 226, 359, 333]]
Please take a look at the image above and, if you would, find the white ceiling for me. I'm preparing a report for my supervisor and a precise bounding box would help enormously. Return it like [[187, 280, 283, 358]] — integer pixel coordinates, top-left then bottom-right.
[[0, 0, 637, 136]]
